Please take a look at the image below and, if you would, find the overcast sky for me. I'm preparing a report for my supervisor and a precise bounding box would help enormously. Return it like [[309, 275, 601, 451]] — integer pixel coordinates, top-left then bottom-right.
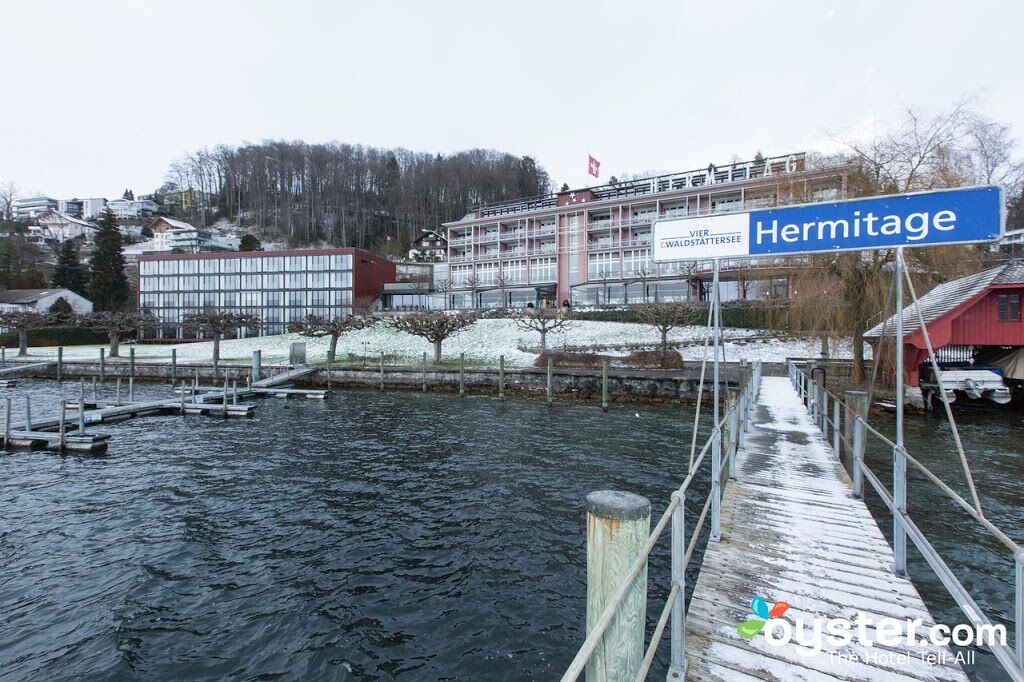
[[2, 0, 1022, 199]]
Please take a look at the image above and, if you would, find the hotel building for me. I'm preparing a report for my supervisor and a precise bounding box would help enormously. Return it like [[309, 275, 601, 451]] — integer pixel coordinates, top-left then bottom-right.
[[137, 248, 395, 340], [444, 153, 849, 307]]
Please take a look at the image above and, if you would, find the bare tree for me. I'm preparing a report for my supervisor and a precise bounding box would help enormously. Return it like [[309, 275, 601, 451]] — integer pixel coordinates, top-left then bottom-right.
[[389, 312, 476, 362], [436, 279, 453, 310], [465, 275, 481, 309], [184, 311, 260, 367], [494, 273, 510, 309], [0, 181, 17, 221], [352, 295, 379, 317], [83, 311, 156, 357], [628, 267, 655, 303], [514, 306, 572, 352], [0, 310, 51, 355], [636, 303, 698, 366], [288, 314, 372, 362]]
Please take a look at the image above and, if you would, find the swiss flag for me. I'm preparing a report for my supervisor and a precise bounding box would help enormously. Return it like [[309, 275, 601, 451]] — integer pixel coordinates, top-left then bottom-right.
[[588, 155, 601, 178]]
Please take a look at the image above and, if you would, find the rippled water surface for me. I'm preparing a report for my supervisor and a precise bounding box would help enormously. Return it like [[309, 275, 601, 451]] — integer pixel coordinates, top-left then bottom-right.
[[0, 380, 711, 680]]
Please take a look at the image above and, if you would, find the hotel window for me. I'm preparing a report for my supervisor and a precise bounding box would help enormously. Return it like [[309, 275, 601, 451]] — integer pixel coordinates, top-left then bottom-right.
[[265, 258, 283, 272], [588, 253, 620, 279], [264, 273, 283, 289], [530, 257, 556, 282], [997, 294, 1021, 321]]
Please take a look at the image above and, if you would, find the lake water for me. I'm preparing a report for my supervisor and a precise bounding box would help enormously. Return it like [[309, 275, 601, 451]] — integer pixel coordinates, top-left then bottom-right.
[[0, 380, 1019, 680]]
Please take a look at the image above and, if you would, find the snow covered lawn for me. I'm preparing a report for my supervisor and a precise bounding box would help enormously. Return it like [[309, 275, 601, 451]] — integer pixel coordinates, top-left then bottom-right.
[[20, 319, 859, 368]]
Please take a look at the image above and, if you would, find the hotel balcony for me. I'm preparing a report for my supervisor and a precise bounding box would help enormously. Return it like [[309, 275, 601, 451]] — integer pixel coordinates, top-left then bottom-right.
[[534, 224, 556, 236], [500, 230, 525, 241], [478, 232, 500, 243], [587, 240, 621, 252], [449, 235, 472, 246], [587, 219, 614, 232]]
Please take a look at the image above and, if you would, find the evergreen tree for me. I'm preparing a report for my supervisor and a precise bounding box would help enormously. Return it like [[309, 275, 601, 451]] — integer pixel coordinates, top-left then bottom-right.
[[51, 239, 89, 296], [140, 223, 154, 239], [239, 233, 263, 251], [89, 208, 130, 311]]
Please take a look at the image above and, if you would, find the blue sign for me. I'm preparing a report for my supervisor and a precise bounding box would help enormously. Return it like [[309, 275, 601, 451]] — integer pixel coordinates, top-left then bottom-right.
[[652, 186, 1004, 261]]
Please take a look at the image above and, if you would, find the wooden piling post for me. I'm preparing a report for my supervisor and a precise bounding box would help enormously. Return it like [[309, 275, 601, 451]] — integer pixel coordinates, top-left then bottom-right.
[[78, 379, 86, 433], [459, 353, 465, 396], [130, 347, 136, 378], [92, 377, 97, 401], [379, 351, 384, 391], [232, 380, 238, 405], [57, 346, 63, 382], [422, 352, 427, 393], [128, 377, 134, 403], [585, 490, 650, 681], [171, 348, 177, 383], [58, 401, 66, 451], [847, 390, 869, 498], [1, 345, 5, 366], [115, 378, 121, 406], [601, 359, 609, 412], [24, 395, 31, 431], [326, 353, 332, 390], [222, 377, 228, 416], [180, 381, 186, 414], [498, 355, 505, 401], [4, 397, 10, 450], [546, 355, 553, 406], [99, 347, 105, 382], [252, 350, 261, 383]]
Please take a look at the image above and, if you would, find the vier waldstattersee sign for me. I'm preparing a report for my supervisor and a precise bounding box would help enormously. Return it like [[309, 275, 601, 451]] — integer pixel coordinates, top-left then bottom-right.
[[651, 186, 1004, 262]]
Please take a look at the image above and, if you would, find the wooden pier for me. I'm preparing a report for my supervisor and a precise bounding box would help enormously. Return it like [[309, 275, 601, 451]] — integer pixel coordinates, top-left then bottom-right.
[[683, 376, 968, 681]]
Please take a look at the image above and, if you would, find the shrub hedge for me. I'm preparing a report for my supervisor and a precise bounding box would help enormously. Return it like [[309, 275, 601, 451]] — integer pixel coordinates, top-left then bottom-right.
[[0, 326, 110, 348]]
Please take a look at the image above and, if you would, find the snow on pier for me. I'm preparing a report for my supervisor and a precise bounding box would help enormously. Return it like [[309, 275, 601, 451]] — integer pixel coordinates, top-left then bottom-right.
[[684, 377, 968, 681]]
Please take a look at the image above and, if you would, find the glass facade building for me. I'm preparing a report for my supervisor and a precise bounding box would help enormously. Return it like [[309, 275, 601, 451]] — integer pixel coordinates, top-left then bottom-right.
[[138, 248, 395, 340]]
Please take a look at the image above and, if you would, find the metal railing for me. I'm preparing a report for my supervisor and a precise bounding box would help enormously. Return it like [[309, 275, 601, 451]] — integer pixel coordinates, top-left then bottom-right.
[[789, 360, 1024, 681], [562, 360, 763, 681]]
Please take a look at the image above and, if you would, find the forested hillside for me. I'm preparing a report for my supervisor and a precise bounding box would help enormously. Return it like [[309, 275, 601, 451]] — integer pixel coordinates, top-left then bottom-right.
[[163, 143, 550, 249]]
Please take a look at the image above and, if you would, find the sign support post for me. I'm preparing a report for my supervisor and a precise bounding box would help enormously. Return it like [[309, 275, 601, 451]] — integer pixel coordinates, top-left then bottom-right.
[[711, 258, 722, 543], [893, 247, 908, 576]]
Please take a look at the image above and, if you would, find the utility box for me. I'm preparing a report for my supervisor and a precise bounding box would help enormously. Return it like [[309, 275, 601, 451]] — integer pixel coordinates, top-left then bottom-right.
[[289, 342, 306, 365]]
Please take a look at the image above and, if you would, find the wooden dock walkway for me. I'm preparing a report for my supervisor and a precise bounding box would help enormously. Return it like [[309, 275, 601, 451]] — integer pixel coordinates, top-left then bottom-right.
[[684, 376, 969, 681]]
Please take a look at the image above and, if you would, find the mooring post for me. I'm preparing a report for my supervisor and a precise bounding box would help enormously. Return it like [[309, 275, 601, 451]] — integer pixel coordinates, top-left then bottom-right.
[[58, 401, 66, 451], [422, 352, 427, 393], [668, 491, 687, 679], [601, 359, 609, 412], [847, 390, 868, 499], [1, 345, 5, 366], [546, 355, 553, 407], [130, 347, 136, 379], [252, 350, 262, 383], [232, 379, 238, 405], [78, 379, 86, 433], [379, 351, 384, 391], [57, 346, 63, 382], [171, 348, 177, 384], [585, 490, 650, 681], [128, 376, 134, 403], [99, 347, 105, 382], [92, 376, 97, 401], [459, 352, 465, 396], [180, 381, 186, 414], [222, 377, 228, 415], [115, 378, 122, 406], [4, 396, 11, 450], [24, 395, 31, 431], [498, 355, 506, 401], [326, 353, 333, 390]]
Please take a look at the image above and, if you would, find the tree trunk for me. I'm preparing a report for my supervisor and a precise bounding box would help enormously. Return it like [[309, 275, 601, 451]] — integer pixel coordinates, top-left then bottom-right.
[[852, 324, 865, 381], [329, 333, 339, 363], [110, 332, 121, 357], [540, 328, 547, 352], [661, 329, 669, 365], [433, 339, 442, 363], [18, 330, 27, 356]]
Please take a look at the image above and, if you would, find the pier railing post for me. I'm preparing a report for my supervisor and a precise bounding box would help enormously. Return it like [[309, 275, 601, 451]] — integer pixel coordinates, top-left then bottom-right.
[[1015, 550, 1023, 672], [847, 390, 867, 498], [459, 352, 465, 396], [601, 359, 609, 412], [498, 355, 506, 401], [668, 492, 687, 679], [252, 350, 262, 383], [99, 347, 105, 382], [832, 396, 841, 457], [893, 443, 908, 576], [711, 427, 722, 541], [585, 490, 650, 682], [727, 389, 739, 479]]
